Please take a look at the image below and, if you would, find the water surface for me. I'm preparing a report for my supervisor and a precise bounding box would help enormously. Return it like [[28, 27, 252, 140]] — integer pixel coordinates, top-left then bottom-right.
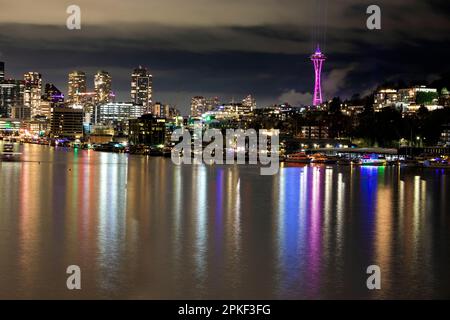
[[0, 143, 449, 299]]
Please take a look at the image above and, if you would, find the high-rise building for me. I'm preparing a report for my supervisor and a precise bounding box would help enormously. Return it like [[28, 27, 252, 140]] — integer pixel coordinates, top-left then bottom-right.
[[242, 94, 256, 111], [191, 96, 206, 117], [0, 61, 4, 81], [94, 70, 113, 105], [205, 96, 220, 112], [11, 105, 31, 120], [36, 101, 52, 119], [311, 45, 326, 106], [0, 80, 24, 118], [68, 71, 86, 105], [151, 102, 170, 118], [24, 72, 42, 118], [43, 83, 64, 103], [131, 66, 152, 112]]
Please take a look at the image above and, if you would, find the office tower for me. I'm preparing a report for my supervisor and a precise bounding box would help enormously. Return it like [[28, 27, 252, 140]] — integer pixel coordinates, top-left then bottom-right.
[[190, 96, 206, 117], [43, 83, 64, 103], [11, 105, 31, 120], [68, 71, 86, 105], [95, 102, 144, 124], [242, 94, 256, 111], [24, 72, 42, 118], [205, 96, 220, 112], [131, 66, 152, 112], [94, 70, 112, 105], [151, 102, 170, 118], [0, 80, 24, 118], [0, 61, 4, 81]]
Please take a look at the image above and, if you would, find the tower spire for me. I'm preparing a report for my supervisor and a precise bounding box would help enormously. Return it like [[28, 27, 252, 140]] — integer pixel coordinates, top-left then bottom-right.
[[311, 45, 326, 106]]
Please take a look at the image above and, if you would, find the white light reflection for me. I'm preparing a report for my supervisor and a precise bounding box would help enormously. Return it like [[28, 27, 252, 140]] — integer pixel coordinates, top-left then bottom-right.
[[194, 165, 208, 287]]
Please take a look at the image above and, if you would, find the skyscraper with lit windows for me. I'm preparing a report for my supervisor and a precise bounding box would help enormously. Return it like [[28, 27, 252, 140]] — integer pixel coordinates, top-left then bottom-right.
[[131, 66, 152, 113], [24, 72, 42, 118], [94, 70, 113, 105], [190, 96, 206, 117], [0, 80, 24, 118], [67, 71, 86, 105]]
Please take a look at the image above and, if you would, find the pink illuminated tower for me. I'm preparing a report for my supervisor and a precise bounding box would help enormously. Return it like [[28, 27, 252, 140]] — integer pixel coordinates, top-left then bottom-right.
[[311, 45, 326, 106]]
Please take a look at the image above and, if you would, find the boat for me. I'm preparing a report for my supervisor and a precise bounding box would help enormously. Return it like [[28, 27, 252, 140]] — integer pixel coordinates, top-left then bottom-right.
[[310, 153, 338, 164], [423, 158, 450, 169], [360, 154, 387, 166], [162, 146, 172, 157], [148, 146, 163, 156], [285, 152, 311, 164], [1, 143, 21, 161], [337, 158, 352, 165], [400, 159, 419, 167]]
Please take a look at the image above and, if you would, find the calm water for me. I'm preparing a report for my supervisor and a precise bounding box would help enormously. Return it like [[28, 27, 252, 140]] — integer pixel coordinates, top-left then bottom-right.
[[0, 143, 449, 299]]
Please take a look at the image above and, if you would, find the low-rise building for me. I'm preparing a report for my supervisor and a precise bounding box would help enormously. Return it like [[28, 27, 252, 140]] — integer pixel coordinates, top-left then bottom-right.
[[128, 114, 166, 146], [50, 107, 83, 138]]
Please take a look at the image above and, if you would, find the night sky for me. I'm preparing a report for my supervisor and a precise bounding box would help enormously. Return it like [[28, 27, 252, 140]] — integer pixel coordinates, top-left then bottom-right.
[[0, 0, 449, 114]]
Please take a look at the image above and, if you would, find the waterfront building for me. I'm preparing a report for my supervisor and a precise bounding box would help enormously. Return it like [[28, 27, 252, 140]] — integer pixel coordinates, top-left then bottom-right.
[[0, 118, 21, 133], [87, 124, 115, 144], [95, 102, 144, 124], [129, 114, 166, 146], [24, 116, 49, 135], [50, 107, 83, 138]]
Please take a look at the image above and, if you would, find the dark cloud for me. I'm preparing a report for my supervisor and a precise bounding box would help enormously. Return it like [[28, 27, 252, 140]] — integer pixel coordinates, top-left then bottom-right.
[[0, 0, 449, 114]]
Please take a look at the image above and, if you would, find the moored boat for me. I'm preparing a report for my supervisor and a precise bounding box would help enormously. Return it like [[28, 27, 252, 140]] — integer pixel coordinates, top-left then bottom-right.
[[360, 154, 387, 166], [337, 158, 352, 165], [285, 152, 311, 163], [1, 143, 21, 161], [311, 153, 338, 164], [423, 158, 450, 169]]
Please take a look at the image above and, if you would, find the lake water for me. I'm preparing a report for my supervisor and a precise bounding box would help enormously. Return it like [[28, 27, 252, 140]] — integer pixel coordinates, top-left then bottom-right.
[[0, 143, 449, 299]]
